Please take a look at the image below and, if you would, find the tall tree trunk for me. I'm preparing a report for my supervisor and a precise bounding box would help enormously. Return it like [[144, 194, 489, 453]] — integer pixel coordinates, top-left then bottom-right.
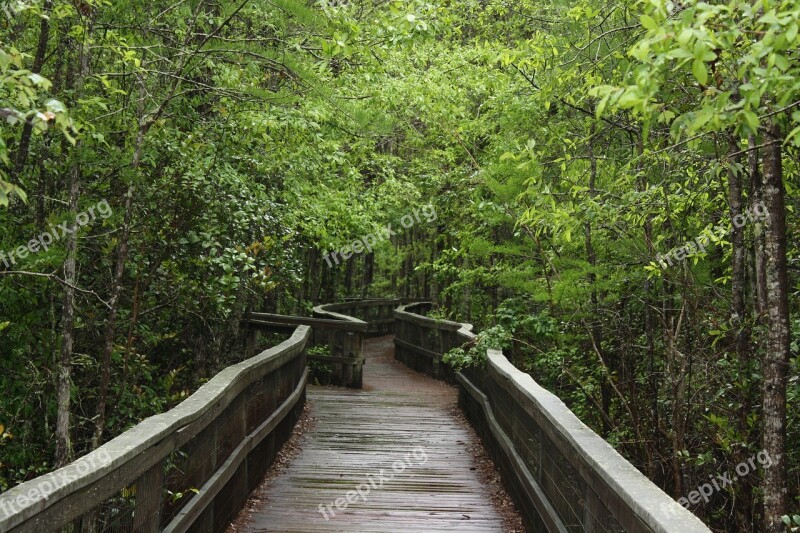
[[55, 164, 79, 468], [727, 134, 749, 364], [760, 122, 789, 532], [92, 77, 146, 448], [727, 133, 755, 530], [748, 134, 768, 318], [55, 14, 92, 468]]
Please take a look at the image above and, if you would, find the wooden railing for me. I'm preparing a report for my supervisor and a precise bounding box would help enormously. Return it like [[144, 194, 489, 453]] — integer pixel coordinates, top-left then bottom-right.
[[317, 298, 400, 336], [246, 310, 367, 388], [393, 301, 470, 383], [0, 326, 310, 533], [1, 299, 713, 533], [246, 298, 404, 388], [394, 302, 711, 533]]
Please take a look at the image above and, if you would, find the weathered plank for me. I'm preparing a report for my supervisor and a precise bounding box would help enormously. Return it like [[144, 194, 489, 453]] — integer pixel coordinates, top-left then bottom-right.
[[239, 336, 506, 533]]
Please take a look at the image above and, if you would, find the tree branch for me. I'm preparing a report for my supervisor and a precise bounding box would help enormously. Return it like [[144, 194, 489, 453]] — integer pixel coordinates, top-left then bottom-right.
[[0, 271, 111, 309]]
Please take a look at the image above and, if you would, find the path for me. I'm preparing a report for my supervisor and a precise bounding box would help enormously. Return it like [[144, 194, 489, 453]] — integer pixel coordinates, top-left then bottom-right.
[[235, 336, 511, 532]]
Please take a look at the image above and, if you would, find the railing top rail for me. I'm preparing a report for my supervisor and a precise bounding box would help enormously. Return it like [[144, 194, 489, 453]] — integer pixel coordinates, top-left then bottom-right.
[[313, 302, 370, 325], [0, 325, 311, 531], [394, 302, 474, 335], [247, 312, 369, 332], [324, 298, 401, 308]]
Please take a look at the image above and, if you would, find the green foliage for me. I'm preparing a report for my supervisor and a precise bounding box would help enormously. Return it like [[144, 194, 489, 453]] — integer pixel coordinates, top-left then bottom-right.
[[0, 46, 72, 205], [443, 325, 512, 371]]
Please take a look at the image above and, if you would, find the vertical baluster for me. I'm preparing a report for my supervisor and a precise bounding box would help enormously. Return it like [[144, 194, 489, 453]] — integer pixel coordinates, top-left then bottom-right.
[[132, 461, 164, 532]]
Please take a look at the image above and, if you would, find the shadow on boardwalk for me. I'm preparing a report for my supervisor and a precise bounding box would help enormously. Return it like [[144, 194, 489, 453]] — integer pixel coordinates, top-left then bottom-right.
[[232, 336, 522, 532]]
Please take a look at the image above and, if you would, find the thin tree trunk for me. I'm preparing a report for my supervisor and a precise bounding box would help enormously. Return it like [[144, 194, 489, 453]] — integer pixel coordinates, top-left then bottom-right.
[[361, 252, 374, 298], [55, 14, 92, 468], [308, 250, 321, 304], [584, 122, 609, 437], [404, 232, 413, 299], [748, 134, 768, 318], [760, 121, 789, 532], [92, 77, 146, 448], [726, 133, 755, 531], [14, 0, 52, 173], [727, 134, 749, 364], [344, 255, 354, 295], [635, 134, 658, 479], [429, 230, 438, 301], [55, 164, 79, 467]]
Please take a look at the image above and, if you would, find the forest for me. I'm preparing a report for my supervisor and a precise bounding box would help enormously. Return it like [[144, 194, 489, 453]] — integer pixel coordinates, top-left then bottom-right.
[[0, 0, 798, 531]]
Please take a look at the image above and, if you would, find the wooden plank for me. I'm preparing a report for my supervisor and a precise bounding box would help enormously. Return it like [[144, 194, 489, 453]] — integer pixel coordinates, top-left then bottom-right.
[[132, 462, 165, 532], [239, 337, 506, 533]]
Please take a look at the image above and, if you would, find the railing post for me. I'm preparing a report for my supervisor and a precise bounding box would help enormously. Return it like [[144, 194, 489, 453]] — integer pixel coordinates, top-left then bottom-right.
[[245, 324, 258, 358], [132, 461, 164, 532], [432, 328, 441, 379], [352, 331, 363, 388], [583, 480, 611, 532]]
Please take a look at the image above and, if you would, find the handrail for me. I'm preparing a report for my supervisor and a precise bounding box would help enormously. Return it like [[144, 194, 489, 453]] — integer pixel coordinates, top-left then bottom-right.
[[243, 299, 404, 388], [393, 301, 472, 382], [393, 302, 710, 533], [247, 311, 369, 332], [315, 298, 399, 336], [0, 326, 310, 533]]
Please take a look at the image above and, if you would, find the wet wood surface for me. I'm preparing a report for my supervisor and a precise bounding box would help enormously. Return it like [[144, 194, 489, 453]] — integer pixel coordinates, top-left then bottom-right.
[[238, 336, 505, 532]]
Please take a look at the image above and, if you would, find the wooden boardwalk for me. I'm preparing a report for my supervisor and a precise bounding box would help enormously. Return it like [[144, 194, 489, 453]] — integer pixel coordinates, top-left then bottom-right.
[[237, 336, 507, 532]]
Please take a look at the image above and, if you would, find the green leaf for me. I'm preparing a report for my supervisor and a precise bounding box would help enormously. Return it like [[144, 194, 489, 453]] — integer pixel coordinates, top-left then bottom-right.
[[45, 99, 66, 113], [640, 15, 657, 30], [785, 124, 800, 147], [742, 110, 759, 134], [786, 22, 798, 43], [692, 59, 708, 85]]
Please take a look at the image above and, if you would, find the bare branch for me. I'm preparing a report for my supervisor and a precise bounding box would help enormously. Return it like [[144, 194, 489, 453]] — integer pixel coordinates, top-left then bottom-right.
[[0, 271, 111, 309]]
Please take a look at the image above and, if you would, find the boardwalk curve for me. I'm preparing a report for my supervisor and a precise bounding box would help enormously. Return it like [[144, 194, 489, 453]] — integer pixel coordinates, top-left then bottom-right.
[[238, 336, 508, 532]]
